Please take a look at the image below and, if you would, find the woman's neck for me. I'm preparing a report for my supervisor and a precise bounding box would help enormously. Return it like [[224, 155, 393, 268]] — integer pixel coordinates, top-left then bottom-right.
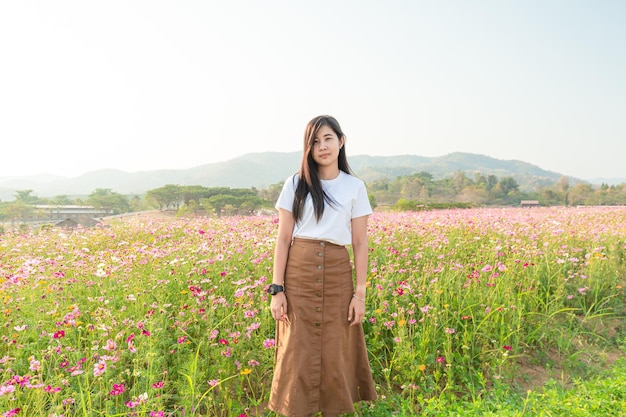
[[318, 166, 340, 180]]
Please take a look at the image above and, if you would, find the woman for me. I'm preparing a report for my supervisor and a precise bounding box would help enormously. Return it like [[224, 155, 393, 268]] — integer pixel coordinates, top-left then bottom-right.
[[267, 115, 377, 416]]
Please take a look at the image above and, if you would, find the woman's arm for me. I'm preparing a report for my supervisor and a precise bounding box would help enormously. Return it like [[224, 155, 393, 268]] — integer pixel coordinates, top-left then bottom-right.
[[270, 208, 295, 321], [348, 215, 369, 326]]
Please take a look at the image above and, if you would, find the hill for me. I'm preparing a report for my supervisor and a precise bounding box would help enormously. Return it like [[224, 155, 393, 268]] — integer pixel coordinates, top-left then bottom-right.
[[0, 152, 582, 201]]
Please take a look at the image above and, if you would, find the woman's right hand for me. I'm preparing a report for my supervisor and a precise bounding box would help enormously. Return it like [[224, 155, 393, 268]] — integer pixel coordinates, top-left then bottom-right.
[[270, 292, 288, 322]]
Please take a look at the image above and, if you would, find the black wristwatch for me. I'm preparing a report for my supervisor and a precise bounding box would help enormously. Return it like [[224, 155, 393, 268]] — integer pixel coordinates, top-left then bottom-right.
[[267, 284, 284, 295]]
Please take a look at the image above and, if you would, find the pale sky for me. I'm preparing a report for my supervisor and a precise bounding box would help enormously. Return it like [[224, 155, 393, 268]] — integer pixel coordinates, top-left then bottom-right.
[[1, 1, 625, 180]]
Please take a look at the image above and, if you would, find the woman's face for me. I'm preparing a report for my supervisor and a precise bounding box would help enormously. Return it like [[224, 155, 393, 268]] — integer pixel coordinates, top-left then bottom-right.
[[311, 124, 344, 169]]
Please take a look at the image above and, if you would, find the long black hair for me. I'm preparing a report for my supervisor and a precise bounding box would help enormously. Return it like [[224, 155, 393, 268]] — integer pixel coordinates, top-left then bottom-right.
[[292, 115, 354, 222]]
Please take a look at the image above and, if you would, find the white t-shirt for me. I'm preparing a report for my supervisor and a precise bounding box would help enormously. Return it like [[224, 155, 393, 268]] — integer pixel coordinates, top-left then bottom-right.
[[275, 171, 373, 246]]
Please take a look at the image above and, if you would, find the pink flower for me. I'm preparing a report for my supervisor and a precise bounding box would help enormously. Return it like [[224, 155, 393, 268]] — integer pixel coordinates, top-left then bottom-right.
[[11, 375, 29, 387], [53, 330, 65, 339], [263, 338, 275, 349], [0, 384, 15, 396], [109, 383, 126, 396], [103, 339, 117, 351], [29, 358, 41, 372], [2, 408, 20, 417], [177, 336, 187, 344], [436, 356, 446, 364], [503, 345, 512, 351], [43, 385, 61, 393], [126, 333, 136, 353], [93, 360, 106, 377]]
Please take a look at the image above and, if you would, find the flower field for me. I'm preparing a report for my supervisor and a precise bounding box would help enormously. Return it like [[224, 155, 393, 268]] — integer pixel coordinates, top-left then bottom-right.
[[0, 207, 625, 416]]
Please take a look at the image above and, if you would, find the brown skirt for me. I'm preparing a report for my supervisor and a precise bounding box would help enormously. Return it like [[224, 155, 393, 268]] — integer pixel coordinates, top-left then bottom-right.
[[268, 238, 377, 417]]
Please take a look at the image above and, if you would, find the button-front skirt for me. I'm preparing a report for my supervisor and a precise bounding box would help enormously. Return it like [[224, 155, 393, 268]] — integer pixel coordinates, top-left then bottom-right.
[[268, 238, 377, 416]]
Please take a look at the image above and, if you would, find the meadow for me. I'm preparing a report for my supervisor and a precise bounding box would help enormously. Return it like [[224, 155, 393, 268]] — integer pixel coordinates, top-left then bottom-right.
[[0, 207, 625, 416]]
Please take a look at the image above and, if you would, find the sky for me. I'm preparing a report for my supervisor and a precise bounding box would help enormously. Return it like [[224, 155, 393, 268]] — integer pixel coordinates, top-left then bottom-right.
[[1, 1, 625, 181]]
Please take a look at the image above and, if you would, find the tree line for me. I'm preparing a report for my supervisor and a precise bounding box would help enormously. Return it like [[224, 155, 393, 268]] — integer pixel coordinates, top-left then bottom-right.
[[368, 171, 626, 208], [1, 173, 625, 225]]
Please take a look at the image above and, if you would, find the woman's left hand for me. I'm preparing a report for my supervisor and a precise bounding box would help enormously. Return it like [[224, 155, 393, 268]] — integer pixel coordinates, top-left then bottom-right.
[[348, 295, 366, 326]]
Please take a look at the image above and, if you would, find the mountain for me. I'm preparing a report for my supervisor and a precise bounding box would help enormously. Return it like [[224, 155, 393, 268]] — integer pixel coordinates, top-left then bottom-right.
[[587, 177, 626, 186], [0, 152, 587, 201]]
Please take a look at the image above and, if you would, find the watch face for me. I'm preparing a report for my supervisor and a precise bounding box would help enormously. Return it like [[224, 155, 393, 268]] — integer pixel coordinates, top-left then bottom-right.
[[268, 284, 283, 295]]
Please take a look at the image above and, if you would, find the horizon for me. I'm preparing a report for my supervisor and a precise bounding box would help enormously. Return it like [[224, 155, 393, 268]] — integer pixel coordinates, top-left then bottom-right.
[[1, 1, 625, 180]]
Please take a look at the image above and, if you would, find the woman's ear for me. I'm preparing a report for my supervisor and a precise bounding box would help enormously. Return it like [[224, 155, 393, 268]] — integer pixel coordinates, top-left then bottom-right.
[[340, 136, 346, 149]]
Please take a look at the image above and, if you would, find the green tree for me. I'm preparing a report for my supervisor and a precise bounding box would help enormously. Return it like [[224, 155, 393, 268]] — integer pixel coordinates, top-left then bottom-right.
[[181, 185, 210, 206], [14, 189, 43, 204], [3, 202, 34, 223], [400, 175, 425, 200], [86, 188, 130, 215], [555, 176, 570, 205], [486, 174, 498, 191], [259, 182, 284, 206], [146, 184, 184, 210], [496, 177, 519, 195], [568, 183, 594, 206], [51, 195, 74, 205]]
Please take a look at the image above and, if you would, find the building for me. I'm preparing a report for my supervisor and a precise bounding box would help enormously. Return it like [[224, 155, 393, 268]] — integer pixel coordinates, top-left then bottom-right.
[[520, 200, 540, 208], [34, 205, 108, 227]]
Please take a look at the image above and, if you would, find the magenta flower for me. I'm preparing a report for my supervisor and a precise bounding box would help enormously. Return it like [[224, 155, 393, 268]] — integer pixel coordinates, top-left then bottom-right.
[[2, 408, 20, 417], [109, 383, 126, 396], [53, 330, 65, 339], [263, 338, 275, 349], [43, 385, 61, 393], [11, 375, 29, 387]]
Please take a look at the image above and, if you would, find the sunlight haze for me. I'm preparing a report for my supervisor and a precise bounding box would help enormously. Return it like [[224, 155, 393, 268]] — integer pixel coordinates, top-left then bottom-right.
[[1, 1, 624, 181]]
